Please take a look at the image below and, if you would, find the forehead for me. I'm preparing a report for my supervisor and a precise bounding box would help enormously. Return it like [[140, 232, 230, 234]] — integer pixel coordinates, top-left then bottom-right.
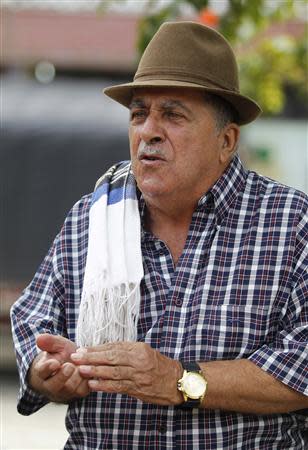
[[130, 87, 206, 107]]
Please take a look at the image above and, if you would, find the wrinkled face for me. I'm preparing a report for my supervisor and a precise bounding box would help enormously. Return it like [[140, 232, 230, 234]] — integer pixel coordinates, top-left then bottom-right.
[[128, 87, 230, 204]]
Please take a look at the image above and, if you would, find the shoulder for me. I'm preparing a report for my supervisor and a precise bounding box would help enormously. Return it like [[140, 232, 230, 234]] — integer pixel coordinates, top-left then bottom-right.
[[51, 194, 93, 259], [64, 193, 92, 228], [245, 170, 308, 216]]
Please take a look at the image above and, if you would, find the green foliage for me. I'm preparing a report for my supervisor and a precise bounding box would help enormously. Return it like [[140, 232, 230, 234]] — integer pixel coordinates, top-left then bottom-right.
[[239, 33, 308, 114], [219, 0, 266, 42], [137, 4, 182, 55], [186, 0, 209, 10], [101, 0, 308, 116]]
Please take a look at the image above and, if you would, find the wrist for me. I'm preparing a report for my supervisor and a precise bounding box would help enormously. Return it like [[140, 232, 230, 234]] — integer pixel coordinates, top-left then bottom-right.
[[177, 361, 207, 408], [173, 360, 185, 405]]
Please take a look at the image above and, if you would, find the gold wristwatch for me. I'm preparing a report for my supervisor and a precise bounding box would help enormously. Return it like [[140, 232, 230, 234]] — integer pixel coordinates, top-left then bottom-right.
[[177, 361, 207, 408]]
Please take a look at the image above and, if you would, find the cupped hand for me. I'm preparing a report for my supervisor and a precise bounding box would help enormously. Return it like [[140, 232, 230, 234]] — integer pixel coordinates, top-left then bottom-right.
[[28, 334, 90, 403]]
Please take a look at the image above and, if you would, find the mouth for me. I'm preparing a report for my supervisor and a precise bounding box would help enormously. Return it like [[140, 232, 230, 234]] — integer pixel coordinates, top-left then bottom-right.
[[138, 154, 165, 163], [141, 155, 162, 161]]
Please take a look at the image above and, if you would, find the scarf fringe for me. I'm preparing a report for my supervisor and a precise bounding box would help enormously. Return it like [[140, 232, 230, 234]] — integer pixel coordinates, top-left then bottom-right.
[[76, 274, 141, 347]]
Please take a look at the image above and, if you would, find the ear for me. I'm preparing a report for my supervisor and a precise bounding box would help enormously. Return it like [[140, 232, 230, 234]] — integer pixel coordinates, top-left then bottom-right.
[[219, 123, 240, 164]]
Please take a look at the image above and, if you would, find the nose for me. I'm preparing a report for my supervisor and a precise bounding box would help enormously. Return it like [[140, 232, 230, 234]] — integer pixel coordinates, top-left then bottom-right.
[[139, 114, 165, 145]]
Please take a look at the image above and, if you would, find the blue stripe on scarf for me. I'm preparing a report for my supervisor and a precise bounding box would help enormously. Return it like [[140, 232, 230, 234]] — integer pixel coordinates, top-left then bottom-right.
[[91, 163, 136, 206], [107, 185, 136, 205], [92, 183, 108, 204]]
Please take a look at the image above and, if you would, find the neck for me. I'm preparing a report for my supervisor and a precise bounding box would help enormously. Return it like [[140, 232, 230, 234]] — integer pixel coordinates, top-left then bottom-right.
[[144, 194, 196, 231], [143, 196, 198, 267]]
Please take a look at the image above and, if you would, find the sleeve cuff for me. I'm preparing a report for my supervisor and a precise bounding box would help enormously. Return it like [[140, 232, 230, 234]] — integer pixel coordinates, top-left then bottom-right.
[[16, 341, 50, 415], [248, 344, 308, 397]]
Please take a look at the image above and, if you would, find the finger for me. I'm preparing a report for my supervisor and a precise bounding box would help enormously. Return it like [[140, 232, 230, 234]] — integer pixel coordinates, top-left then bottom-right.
[[75, 379, 91, 398], [37, 358, 61, 380], [62, 365, 90, 397], [78, 364, 134, 381], [81, 342, 135, 353], [42, 362, 75, 394], [71, 349, 132, 367], [88, 378, 131, 394], [36, 334, 74, 354]]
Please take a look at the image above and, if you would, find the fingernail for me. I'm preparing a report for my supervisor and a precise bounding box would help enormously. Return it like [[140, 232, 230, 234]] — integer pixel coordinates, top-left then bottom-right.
[[89, 379, 99, 388], [77, 347, 87, 353], [79, 365, 92, 374], [63, 365, 74, 377]]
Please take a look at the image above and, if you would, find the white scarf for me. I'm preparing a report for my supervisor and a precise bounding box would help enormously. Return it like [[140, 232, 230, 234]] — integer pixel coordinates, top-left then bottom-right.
[[76, 162, 144, 347]]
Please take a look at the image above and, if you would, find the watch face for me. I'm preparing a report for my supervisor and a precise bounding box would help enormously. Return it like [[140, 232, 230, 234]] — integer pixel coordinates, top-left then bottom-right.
[[182, 373, 207, 399]]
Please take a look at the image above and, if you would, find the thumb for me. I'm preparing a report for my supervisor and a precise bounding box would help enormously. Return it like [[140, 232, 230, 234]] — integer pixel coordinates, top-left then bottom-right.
[[36, 333, 76, 355]]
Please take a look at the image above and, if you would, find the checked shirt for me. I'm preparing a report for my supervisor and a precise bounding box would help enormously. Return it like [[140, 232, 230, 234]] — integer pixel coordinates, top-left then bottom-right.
[[11, 155, 308, 449]]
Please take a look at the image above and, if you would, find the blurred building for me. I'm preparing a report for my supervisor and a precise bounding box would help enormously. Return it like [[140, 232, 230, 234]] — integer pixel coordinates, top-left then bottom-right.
[[1, 7, 139, 73]]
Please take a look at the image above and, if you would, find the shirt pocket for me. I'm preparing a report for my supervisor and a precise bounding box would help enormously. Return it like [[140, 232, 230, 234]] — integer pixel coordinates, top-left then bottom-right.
[[184, 304, 276, 361]]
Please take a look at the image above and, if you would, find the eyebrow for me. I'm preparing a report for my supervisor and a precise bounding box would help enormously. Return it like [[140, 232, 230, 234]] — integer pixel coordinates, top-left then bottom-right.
[[129, 98, 193, 116], [129, 99, 146, 109]]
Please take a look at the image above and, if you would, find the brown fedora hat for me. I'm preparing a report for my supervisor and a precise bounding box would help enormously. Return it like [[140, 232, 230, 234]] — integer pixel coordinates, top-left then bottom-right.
[[104, 21, 262, 125]]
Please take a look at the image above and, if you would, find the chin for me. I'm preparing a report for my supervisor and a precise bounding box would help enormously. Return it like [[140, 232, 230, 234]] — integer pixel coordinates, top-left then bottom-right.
[[138, 184, 165, 199]]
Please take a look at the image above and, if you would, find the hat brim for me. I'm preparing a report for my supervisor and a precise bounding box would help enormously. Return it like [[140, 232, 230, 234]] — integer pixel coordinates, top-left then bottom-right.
[[104, 79, 262, 125]]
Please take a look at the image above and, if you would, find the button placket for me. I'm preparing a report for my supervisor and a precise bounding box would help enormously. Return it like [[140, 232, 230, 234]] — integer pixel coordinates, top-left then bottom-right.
[[174, 296, 183, 307], [157, 422, 167, 434]]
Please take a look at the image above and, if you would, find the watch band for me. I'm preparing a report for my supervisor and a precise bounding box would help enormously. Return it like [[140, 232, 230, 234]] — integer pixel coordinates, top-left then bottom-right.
[[180, 397, 200, 408], [181, 361, 201, 372], [179, 361, 203, 408]]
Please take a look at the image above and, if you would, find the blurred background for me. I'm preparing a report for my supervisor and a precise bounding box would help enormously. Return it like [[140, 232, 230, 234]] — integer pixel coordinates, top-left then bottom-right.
[[1, 0, 307, 448]]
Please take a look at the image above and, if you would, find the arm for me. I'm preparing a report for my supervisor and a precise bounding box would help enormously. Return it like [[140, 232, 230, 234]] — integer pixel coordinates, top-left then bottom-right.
[[10, 235, 65, 415], [71, 342, 308, 413], [10, 195, 92, 414], [199, 358, 308, 413], [71, 266, 308, 413]]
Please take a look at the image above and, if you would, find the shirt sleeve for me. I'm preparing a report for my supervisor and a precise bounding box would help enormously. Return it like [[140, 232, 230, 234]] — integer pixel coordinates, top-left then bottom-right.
[[248, 199, 308, 396], [10, 195, 91, 415]]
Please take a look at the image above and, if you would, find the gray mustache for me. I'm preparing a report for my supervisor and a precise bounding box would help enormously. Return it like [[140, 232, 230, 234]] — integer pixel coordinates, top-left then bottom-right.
[[137, 146, 165, 159]]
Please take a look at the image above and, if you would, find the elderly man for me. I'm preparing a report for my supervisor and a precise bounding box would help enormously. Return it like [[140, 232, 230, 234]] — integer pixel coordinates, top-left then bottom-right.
[[11, 21, 308, 449]]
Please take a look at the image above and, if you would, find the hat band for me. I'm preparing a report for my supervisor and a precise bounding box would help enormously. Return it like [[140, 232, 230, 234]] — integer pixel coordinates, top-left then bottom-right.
[[134, 68, 239, 93]]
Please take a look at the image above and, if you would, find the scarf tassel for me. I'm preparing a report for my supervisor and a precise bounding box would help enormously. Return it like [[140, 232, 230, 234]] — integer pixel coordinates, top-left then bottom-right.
[[76, 277, 141, 347]]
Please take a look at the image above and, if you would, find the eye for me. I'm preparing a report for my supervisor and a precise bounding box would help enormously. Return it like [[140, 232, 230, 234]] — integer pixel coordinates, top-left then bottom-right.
[[130, 109, 147, 122], [164, 110, 183, 120]]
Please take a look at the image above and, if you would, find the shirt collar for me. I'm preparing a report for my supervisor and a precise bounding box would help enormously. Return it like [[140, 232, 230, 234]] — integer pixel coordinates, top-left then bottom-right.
[[138, 153, 247, 231], [205, 153, 247, 225]]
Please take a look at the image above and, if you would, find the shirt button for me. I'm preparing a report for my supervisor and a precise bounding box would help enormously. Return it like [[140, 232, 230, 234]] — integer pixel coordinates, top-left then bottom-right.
[[158, 423, 167, 434], [174, 297, 183, 307]]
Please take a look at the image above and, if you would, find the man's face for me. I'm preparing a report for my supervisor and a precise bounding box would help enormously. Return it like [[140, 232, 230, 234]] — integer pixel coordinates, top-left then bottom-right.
[[128, 87, 233, 205]]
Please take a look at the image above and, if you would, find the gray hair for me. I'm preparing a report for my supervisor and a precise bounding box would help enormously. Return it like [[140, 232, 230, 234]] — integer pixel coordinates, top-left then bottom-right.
[[204, 93, 239, 131]]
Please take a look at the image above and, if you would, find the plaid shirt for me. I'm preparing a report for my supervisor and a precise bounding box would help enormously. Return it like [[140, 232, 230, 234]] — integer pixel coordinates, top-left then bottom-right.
[[11, 155, 308, 449]]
